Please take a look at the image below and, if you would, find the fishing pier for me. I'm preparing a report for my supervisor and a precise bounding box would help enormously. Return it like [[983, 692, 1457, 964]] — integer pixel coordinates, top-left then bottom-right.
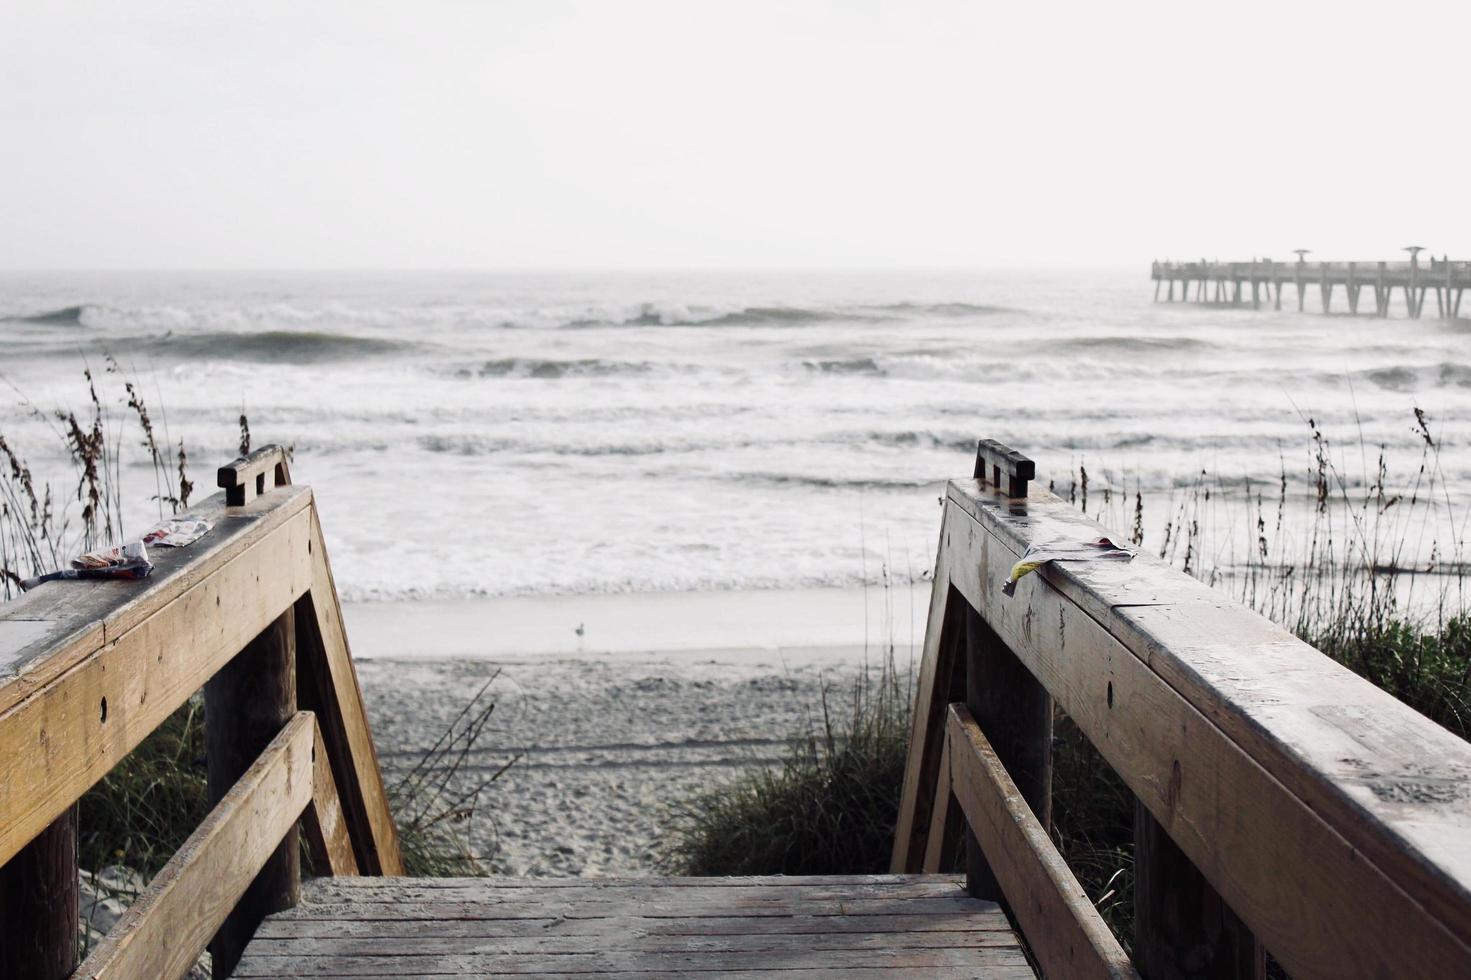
[[1152, 252, 1470, 318], [5, 441, 1471, 977]]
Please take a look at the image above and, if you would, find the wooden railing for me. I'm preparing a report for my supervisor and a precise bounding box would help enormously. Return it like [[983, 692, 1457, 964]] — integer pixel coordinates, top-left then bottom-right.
[[895, 439, 1471, 979], [0, 446, 402, 980]]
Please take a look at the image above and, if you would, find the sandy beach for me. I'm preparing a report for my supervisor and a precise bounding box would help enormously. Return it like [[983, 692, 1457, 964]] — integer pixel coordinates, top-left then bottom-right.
[[345, 586, 924, 876]]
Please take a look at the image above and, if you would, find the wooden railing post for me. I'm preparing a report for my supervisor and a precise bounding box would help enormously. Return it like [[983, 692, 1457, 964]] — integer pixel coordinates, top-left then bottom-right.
[[204, 607, 299, 978], [962, 603, 1052, 901], [0, 805, 78, 980], [1134, 795, 1264, 979]]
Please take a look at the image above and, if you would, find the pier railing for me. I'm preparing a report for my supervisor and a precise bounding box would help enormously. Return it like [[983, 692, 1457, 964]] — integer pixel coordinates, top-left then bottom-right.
[[0, 446, 402, 979], [895, 439, 1471, 979], [1151, 257, 1469, 317]]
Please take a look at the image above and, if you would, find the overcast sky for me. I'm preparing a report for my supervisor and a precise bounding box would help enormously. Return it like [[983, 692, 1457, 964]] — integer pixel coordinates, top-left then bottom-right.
[[2, 1, 1467, 270]]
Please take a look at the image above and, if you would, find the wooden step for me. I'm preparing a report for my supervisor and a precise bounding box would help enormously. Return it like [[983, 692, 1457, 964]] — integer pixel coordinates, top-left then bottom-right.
[[236, 874, 1034, 978]]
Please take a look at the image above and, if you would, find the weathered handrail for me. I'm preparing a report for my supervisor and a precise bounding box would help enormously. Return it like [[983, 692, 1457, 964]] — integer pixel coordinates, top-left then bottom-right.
[[217, 444, 292, 507], [896, 438, 1471, 979], [76, 711, 353, 979], [0, 459, 400, 979]]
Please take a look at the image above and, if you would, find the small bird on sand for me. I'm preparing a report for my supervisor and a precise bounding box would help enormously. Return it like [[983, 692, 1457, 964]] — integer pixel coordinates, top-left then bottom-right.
[[575, 622, 585, 637]]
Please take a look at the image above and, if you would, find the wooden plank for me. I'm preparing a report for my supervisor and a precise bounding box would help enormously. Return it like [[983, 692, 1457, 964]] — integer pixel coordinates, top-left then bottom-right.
[[235, 968, 1035, 980], [0, 486, 312, 715], [891, 541, 968, 872], [938, 498, 1471, 978], [298, 877, 973, 903], [1134, 801, 1262, 979], [229, 945, 1036, 976], [256, 911, 1014, 940], [962, 601, 1051, 901], [267, 894, 1003, 921], [945, 479, 1471, 945], [291, 873, 961, 888], [205, 607, 300, 977], [302, 722, 360, 877], [947, 704, 1137, 980], [75, 713, 317, 980], [920, 735, 961, 873], [296, 504, 404, 876], [238, 929, 1024, 956], [974, 438, 1034, 498], [0, 805, 78, 980], [218, 445, 292, 507], [0, 506, 314, 867]]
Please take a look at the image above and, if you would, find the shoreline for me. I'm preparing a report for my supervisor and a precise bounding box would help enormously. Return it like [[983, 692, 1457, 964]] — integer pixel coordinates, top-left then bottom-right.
[[343, 584, 931, 663], [346, 586, 925, 876]]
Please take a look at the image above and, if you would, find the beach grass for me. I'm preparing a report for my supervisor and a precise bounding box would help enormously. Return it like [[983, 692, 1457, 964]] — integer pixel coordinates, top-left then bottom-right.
[[1, 368, 505, 881], [74, 689, 504, 881], [670, 410, 1471, 957], [665, 653, 910, 876], [7, 368, 1471, 949]]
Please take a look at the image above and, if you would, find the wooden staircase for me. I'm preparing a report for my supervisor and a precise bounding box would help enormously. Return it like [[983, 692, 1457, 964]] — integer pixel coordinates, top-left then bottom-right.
[[1, 447, 1026, 979], [236, 876, 1030, 978], [8, 439, 1471, 978]]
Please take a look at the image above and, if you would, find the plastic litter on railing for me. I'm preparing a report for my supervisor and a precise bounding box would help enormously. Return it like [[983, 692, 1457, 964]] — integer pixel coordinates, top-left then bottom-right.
[[143, 517, 213, 548], [21, 541, 154, 590], [17, 518, 212, 591], [1002, 535, 1133, 596]]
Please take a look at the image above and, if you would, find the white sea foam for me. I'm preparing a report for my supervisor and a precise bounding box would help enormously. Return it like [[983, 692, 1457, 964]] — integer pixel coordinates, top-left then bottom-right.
[[3, 269, 1469, 602]]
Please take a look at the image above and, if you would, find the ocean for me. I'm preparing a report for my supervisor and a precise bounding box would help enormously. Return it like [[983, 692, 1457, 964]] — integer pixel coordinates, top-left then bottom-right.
[[3, 269, 1469, 604]]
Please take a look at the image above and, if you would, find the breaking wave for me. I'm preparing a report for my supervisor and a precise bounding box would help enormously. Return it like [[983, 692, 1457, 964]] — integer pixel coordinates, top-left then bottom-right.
[[12, 305, 88, 325], [875, 301, 1012, 317], [5, 298, 1015, 336], [456, 357, 658, 380], [802, 357, 884, 375], [566, 303, 895, 328], [1049, 335, 1219, 354], [134, 331, 411, 362]]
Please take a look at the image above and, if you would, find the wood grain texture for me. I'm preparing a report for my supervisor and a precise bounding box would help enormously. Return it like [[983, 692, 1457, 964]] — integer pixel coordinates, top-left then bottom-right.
[[0, 505, 314, 867], [0, 805, 78, 980], [234, 973, 1029, 980], [296, 505, 404, 876], [303, 722, 360, 877], [218, 444, 292, 507], [962, 602, 1051, 902], [238, 875, 1032, 979], [230, 948, 1036, 976], [947, 704, 1138, 980], [1134, 801, 1262, 980], [947, 477, 1471, 926], [937, 491, 1471, 978], [205, 608, 300, 978], [891, 548, 968, 873], [0, 486, 312, 715], [920, 735, 962, 874], [76, 712, 318, 980], [296, 877, 977, 904]]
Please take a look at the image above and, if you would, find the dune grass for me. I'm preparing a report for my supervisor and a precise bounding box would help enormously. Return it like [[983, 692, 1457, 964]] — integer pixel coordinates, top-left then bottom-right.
[[667, 655, 910, 876], [1, 368, 505, 880], [668, 409, 1471, 957]]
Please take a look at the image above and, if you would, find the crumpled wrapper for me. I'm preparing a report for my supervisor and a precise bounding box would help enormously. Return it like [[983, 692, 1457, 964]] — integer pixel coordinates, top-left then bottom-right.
[[143, 517, 212, 548], [22, 540, 154, 590], [1002, 535, 1133, 596]]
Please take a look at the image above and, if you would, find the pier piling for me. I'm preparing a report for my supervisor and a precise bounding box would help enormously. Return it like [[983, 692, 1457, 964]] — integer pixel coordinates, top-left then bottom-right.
[[1151, 254, 1470, 318]]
